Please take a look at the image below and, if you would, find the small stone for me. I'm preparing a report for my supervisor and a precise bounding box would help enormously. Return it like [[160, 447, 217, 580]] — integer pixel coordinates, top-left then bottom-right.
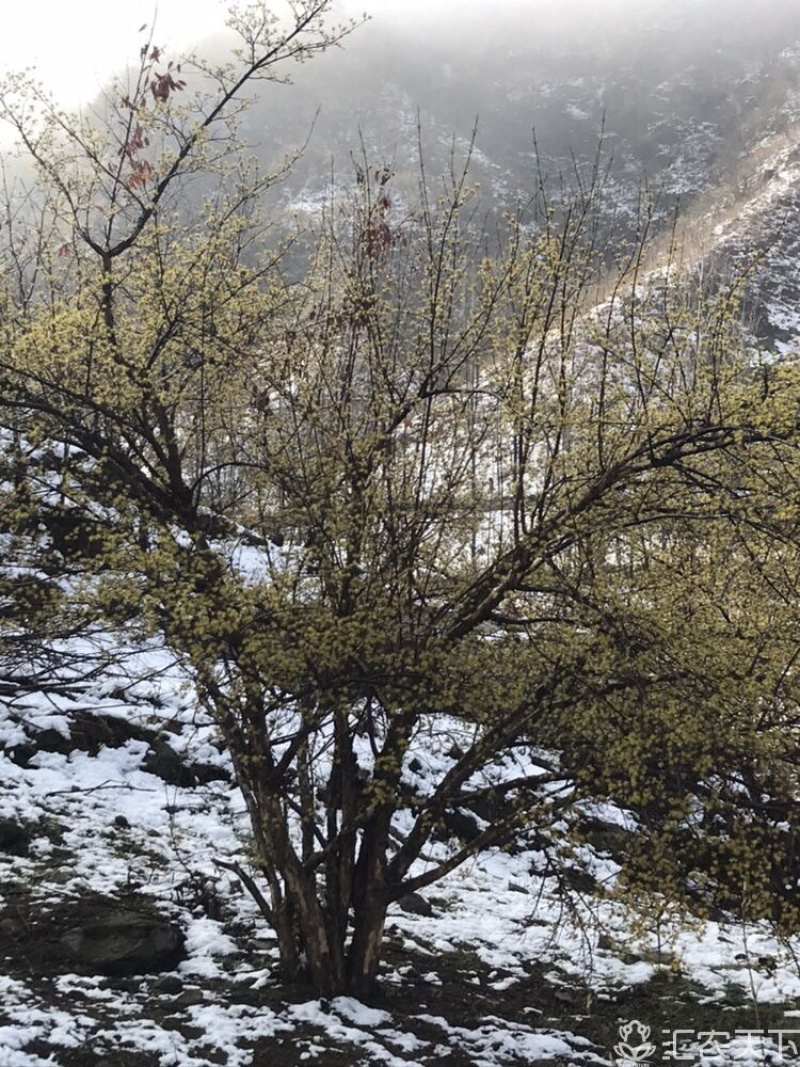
[[408, 757, 423, 774], [48, 869, 77, 885], [101, 977, 141, 994], [398, 892, 433, 918], [154, 975, 183, 994], [0, 819, 30, 855], [0, 916, 25, 938], [443, 809, 481, 843], [507, 881, 528, 895], [193, 763, 230, 785], [0, 881, 26, 897], [176, 988, 205, 1007], [143, 740, 193, 787], [8, 744, 35, 768], [555, 987, 582, 1005], [113, 815, 130, 829]]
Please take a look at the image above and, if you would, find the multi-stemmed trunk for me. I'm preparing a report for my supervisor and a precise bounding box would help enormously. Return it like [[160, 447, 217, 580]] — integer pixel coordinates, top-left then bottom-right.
[[235, 769, 392, 999], [269, 851, 390, 999]]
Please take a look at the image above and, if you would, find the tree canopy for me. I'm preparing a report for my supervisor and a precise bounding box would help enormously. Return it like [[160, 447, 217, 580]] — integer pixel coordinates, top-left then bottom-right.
[[1, 0, 800, 998]]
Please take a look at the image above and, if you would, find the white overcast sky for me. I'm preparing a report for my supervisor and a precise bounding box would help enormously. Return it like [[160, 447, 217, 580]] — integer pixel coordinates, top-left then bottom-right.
[[0, 0, 535, 107], [0, 0, 234, 106], [0, 0, 777, 109]]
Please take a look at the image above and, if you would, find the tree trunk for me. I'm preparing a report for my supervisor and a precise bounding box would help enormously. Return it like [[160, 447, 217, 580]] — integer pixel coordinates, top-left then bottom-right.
[[346, 814, 391, 998], [238, 739, 392, 999], [272, 892, 300, 982], [347, 892, 388, 998]]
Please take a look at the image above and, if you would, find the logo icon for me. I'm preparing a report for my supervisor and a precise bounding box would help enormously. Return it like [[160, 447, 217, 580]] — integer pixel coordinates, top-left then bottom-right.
[[614, 1020, 657, 1066]]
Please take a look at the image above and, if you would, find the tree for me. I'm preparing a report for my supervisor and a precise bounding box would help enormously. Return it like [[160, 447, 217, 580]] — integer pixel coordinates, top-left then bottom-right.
[[1, 1, 800, 998]]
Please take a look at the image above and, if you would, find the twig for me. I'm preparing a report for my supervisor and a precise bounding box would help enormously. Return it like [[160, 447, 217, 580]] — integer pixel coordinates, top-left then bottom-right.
[[213, 857, 275, 925], [46, 779, 156, 797]]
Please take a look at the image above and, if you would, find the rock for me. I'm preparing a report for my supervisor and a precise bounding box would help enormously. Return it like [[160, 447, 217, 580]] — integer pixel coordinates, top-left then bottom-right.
[[176, 988, 205, 1007], [463, 788, 508, 824], [154, 974, 184, 994], [7, 743, 36, 768], [0, 818, 30, 855], [408, 757, 423, 774], [446, 743, 464, 760], [0, 916, 26, 938], [192, 762, 230, 785], [61, 910, 185, 976], [251, 938, 275, 951], [561, 867, 596, 893], [69, 712, 152, 756], [143, 740, 195, 787], [94, 1054, 151, 1067], [101, 977, 141, 994], [114, 815, 130, 829], [579, 817, 634, 860], [398, 893, 433, 918], [15, 708, 226, 790], [554, 987, 583, 1006], [8, 710, 157, 766], [33, 728, 73, 756], [46, 869, 76, 885], [141, 740, 229, 787], [508, 882, 528, 895], [0, 880, 27, 897], [443, 809, 481, 843]]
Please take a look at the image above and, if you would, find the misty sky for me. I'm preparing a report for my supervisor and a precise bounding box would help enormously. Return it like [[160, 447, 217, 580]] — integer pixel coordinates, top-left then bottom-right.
[[0, 0, 442, 106], [0, 0, 639, 105], [0, 0, 230, 105], [0, 0, 795, 109]]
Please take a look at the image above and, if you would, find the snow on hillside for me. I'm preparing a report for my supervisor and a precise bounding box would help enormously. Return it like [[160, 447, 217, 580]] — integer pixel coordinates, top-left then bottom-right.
[[3, 644, 800, 1066]]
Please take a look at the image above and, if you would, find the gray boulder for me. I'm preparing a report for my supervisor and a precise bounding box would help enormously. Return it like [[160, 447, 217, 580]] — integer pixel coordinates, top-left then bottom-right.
[[0, 818, 30, 855], [398, 892, 434, 918], [61, 910, 185, 976]]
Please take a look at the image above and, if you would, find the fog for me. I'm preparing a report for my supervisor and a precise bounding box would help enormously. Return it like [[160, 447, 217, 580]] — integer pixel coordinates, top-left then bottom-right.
[[2, 0, 798, 108], [226, 0, 800, 202], [4, 0, 800, 243], [340, 0, 799, 48]]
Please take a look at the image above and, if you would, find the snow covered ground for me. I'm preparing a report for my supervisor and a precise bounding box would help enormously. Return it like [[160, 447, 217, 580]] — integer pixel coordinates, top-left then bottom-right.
[[2, 648, 800, 1066]]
